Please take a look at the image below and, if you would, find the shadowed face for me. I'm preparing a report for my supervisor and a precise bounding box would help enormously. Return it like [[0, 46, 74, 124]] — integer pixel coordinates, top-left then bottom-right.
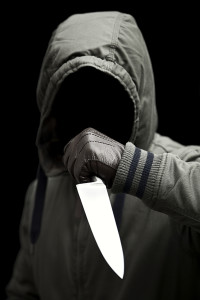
[[52, 67, 134, 147]]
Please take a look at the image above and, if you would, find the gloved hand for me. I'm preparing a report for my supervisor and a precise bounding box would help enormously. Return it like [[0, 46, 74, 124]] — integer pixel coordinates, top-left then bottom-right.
[[62, 128, 125, 188]]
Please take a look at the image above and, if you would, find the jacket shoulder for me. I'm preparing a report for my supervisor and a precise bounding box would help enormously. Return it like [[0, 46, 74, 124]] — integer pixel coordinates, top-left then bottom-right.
[[150, 133, 200, 162]]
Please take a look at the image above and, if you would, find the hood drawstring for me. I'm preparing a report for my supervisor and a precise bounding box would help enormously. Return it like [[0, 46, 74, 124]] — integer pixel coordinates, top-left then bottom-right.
[[30, 164, 47, 244], [112, 193, 125, 230]]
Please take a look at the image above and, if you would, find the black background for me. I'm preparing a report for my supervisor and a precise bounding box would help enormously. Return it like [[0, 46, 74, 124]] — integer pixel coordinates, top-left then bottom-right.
[[2, 3, 199, 298]]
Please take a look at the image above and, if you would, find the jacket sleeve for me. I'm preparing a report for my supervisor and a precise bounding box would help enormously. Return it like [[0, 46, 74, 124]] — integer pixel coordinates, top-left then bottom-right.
[[6, 181, 39, 300], [112, 142, 200, 234]]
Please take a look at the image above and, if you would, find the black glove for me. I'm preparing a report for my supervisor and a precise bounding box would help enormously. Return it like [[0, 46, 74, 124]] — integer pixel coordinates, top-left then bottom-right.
[[62, 128, 125, 188]]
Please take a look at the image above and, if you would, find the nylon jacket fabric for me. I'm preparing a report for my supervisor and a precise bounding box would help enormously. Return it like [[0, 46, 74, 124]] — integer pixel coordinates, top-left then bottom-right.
[[6, 11, 200, 300]]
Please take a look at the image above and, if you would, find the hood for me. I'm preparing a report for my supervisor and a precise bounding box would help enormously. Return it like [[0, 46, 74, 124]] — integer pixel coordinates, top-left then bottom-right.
[[36, 11, 158, 176]]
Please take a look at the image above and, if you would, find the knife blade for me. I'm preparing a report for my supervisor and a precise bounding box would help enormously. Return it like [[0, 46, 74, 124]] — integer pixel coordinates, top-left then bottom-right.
[[76, 176, 124, 279]]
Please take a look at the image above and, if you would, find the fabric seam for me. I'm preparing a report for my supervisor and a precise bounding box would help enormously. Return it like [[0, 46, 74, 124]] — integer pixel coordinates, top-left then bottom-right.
[[106, 12, 123, 62]]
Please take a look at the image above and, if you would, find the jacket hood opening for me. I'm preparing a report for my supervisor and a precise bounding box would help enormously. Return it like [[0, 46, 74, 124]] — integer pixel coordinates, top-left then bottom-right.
[[37, 66, 135, 176]]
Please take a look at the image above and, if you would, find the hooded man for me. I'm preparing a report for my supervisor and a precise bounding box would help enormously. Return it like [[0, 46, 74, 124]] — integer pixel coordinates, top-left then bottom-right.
[[6, 11, 200, 300]]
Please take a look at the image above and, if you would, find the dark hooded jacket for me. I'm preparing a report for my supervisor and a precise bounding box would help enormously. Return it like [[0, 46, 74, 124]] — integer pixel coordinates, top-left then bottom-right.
[[6, 11, 200, 300]]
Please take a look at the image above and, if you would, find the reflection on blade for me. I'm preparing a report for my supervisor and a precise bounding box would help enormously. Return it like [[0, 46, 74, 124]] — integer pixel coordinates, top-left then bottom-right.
[[76, 177, 124, 279]]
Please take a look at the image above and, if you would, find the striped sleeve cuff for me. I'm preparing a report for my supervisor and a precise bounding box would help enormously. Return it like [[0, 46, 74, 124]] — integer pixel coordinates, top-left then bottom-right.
[[112, 142, 167, 206]]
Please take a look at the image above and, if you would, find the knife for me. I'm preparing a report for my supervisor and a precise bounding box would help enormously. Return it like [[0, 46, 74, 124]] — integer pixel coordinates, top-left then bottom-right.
[[76, 176, 124, 279]]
